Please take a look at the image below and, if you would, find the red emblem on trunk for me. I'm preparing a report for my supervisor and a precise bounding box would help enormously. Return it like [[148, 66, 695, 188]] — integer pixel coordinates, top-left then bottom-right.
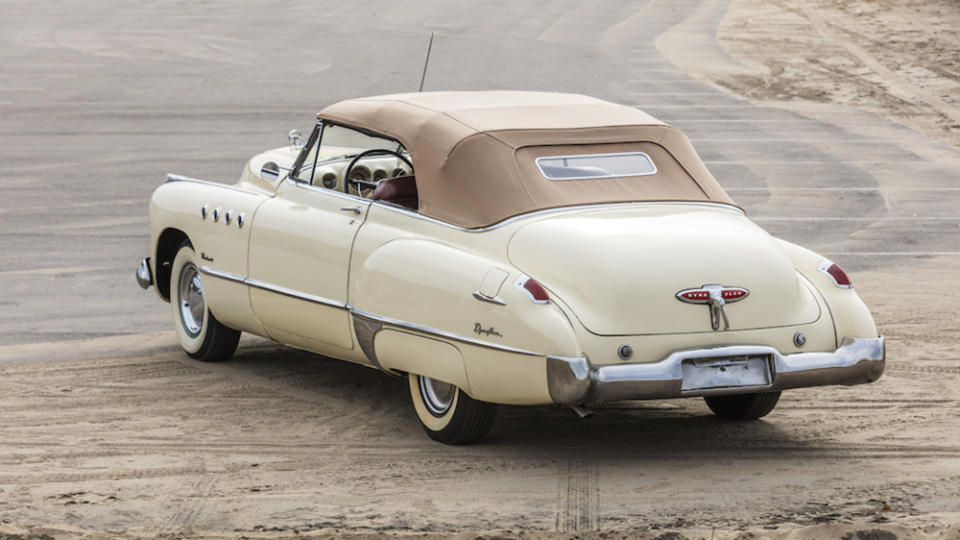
[[676, 285, 749, 331]]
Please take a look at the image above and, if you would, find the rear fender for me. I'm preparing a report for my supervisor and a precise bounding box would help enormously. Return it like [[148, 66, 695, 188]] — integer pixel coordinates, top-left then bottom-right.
[[777, 240, 878, 341], [350, 237, 580, 401]]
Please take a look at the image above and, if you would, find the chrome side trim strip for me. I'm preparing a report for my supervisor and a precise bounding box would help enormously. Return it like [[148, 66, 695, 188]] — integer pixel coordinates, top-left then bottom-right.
[[165, 174, 261, 195], [350, 309, 542, 357], [198, 266, 245, 283], [198, 266, 349, 309], [244, 278, 350, 309], [197, 266, 542, 358]]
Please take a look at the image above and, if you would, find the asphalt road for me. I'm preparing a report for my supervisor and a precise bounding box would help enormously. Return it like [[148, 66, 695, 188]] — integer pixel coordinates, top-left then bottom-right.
[[2, 0, 958, 345], [1, 0, 959, 536]]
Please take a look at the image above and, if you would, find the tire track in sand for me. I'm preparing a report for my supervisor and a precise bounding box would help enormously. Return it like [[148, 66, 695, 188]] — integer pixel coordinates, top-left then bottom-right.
[[554, 460, 599, 532]]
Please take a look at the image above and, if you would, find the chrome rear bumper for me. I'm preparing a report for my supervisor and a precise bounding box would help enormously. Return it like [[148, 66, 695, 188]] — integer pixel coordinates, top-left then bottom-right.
[[136, 257, 153, 290], [547, 336, 885, 404]]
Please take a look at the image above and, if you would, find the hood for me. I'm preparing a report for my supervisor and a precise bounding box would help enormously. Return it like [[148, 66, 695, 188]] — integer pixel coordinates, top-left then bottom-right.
[[507, 204, 821, 335]]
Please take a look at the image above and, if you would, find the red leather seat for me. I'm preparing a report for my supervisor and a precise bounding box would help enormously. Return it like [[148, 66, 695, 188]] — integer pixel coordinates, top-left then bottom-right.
[[371, 175, 418, 210]]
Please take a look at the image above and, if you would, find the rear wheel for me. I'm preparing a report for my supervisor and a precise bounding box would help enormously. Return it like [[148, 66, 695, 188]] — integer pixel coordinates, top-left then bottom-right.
[[408, 374, 497, 444], [704, 391, 781, 420], [169, 241, 240, 362]]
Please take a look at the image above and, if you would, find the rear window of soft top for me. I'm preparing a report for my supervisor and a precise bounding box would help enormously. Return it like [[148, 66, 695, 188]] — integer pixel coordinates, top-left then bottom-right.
[[535, 151, 657, 180]]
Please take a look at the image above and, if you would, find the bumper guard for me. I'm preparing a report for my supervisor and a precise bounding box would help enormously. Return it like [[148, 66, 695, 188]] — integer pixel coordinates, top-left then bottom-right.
[[136, 257, 153, 290]]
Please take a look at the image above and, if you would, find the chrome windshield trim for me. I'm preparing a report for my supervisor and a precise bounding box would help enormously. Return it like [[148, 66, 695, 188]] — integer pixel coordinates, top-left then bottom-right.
[[350, 308, 542, 357], [371, 200, 745, 233]]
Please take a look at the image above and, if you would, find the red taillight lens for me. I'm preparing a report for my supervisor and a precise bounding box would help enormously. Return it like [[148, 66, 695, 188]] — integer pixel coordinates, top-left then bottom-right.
[[819, 260, 853, 288], [721, 288, 747, 300], [518, 276, 550, 303]]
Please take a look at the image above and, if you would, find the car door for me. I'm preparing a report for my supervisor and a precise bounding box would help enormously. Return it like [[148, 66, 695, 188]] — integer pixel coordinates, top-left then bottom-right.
[[246, 178, 370, 351]]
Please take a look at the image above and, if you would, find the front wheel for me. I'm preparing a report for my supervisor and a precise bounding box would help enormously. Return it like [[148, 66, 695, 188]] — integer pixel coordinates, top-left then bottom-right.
[[704, 391, 781, 420], [169, 241, 240, 362], [408, 374, 497, 444]]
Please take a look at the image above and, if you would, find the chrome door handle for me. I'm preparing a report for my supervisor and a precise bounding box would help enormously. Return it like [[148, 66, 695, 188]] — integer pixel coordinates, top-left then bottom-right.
[[340, 206, 362, 215]]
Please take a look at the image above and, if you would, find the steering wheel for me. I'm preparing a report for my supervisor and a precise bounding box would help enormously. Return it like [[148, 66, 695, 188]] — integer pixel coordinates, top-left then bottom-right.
[[343, 148, 414, 197]]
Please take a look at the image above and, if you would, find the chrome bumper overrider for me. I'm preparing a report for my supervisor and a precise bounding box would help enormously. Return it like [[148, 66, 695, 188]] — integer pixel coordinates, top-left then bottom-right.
[[136, 257, 153, 290], [546, 336, 885, 404]]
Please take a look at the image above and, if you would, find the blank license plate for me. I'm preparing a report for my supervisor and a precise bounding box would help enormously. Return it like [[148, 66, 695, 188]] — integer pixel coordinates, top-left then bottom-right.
[[681, 355, 772, 392]]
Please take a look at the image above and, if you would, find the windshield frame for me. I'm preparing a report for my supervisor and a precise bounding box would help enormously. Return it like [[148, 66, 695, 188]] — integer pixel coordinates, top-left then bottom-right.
[[291, 120, 409, 186]]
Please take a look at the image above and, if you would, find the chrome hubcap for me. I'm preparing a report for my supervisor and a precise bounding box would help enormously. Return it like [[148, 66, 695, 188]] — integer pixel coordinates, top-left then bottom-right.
[[178, 263, 205, 338], [418, 376, 456, 417]]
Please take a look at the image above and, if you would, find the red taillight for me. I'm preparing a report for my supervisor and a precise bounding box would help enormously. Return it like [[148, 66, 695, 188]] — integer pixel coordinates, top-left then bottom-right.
[[819, 260, 853, 288], [721, 288, 747, 300], [517, 276, 550, 303]]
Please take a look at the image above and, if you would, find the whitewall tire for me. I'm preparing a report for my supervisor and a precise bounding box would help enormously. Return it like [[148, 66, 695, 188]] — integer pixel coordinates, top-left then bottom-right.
[[408, 373, 497, 444], [169, 241, 240, 362]]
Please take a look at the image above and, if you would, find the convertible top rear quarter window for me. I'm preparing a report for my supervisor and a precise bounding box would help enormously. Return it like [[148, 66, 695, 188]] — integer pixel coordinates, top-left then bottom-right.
[[536, 151, 657, 180]]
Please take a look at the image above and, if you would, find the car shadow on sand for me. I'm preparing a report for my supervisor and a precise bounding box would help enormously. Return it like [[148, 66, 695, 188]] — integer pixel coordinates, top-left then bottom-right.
[[226, 343, 835, 459]]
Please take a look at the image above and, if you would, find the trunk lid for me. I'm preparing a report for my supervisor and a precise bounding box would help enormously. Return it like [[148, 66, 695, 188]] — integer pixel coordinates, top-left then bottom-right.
[[507, 204, 820, 335]]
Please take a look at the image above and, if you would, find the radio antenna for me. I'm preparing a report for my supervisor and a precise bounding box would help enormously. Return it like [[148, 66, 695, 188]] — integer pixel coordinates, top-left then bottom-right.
[[418, 32, 434, 92]]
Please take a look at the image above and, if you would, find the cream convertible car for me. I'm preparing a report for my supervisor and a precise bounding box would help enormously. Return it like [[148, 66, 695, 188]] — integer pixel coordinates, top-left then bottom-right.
[[137, 91, 885, 444]]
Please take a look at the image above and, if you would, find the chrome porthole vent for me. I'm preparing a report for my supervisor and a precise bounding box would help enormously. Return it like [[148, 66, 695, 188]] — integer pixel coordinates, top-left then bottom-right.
[[212, 207, 221, 222], [224, 210, 232, 225], [201, 204, 209, 220], [236, 213, 244, 228]]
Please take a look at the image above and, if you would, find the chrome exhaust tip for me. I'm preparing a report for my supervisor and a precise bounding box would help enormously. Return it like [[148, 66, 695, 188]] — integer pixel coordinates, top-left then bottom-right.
[[570, 404, 594, 419]]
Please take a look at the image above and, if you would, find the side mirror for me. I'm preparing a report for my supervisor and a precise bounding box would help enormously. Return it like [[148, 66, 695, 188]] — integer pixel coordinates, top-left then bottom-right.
[[288, 129, 304, 150], [260, 161, 280, 181]]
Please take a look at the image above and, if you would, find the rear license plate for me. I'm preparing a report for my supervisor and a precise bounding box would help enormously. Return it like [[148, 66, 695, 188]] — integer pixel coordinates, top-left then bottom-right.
[[681, 355, 772, 392]]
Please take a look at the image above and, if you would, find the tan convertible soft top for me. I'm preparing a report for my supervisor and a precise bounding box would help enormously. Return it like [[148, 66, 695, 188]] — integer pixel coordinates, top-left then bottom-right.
[[319, 91, 737, 229]]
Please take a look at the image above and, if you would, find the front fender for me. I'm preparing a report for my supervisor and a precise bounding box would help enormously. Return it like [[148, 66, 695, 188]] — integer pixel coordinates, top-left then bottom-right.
[[149, 177, 270, 333]]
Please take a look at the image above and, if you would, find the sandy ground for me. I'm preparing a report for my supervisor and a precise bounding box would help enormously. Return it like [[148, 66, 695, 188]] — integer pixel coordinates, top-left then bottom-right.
[[2, 258, 960, 540], [710, 0, 960, 147], [2, 0, 960, 538]]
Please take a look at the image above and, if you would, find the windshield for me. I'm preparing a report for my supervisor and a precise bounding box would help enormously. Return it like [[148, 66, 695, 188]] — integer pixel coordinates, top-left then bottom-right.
[[296, 123, 407, 183]]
